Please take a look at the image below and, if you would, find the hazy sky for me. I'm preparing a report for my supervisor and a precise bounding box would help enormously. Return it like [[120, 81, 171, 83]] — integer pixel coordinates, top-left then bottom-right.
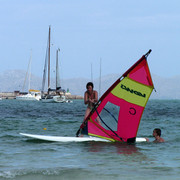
[[0, 0, 180, 79]]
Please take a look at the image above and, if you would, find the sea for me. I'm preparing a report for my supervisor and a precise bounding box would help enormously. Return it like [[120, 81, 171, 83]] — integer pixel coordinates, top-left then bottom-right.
[[0, 99, 179, 180]]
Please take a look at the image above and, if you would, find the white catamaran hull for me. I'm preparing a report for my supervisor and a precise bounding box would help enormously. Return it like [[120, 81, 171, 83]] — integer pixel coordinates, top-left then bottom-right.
[[16, 94, 41, 101], [20, 133, 147, 142]]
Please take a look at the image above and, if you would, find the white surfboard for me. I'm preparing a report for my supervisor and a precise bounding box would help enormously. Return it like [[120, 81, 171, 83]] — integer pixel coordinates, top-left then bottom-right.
[[20, 133, 147, 142]]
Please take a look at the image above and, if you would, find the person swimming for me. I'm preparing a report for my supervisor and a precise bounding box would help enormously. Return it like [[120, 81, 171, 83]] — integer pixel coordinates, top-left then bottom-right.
[[145, 128, 165, 143], [152, 128, 165, 143]]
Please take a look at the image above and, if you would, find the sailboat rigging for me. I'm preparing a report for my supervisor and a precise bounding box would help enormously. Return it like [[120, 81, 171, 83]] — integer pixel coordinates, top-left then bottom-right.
[[16, 51, 41, 101], [76, 49, 154, 143], [53, 48, 71, 103], [41, 26, 72, 103]]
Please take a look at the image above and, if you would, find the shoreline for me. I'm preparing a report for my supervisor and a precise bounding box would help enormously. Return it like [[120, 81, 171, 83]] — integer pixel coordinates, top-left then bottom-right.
[[0, 92, 83, 100]]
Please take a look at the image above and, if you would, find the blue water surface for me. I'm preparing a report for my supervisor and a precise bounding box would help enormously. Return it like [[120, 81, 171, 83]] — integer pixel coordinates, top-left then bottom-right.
[[0, 99, 179, 180]]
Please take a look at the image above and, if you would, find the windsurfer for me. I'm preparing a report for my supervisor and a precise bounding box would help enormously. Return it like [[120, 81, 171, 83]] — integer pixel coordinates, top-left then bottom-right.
[[84, 82, 101, 125], [76, 82, 100, 137], [146, 128, 165, 143]]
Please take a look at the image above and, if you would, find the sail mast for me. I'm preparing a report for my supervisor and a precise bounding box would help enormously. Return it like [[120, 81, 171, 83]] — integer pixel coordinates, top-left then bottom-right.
[[56, 48, 61, 93], [28, 50, 32, 92], [48, 26, 51, 94], [56, 49, 58, 92], [99, 57, 102, 97], [22, 50, 32, 92]]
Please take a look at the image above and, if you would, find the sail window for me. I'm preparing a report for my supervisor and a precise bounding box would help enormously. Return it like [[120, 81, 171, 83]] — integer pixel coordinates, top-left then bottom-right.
[[98, 102, 120, 131]]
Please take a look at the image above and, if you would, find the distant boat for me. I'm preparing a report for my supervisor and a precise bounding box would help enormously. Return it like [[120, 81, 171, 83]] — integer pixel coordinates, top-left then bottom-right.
[[16, 51, 41, 101], [41, 26, 72, 103], [16, 89, 41, 101], [53, 48, 72, 103], [53, 95, 72, 103]]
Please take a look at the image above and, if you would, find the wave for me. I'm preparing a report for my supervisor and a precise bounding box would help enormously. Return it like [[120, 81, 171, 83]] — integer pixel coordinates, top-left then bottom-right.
[[0, 168, 99, 180]]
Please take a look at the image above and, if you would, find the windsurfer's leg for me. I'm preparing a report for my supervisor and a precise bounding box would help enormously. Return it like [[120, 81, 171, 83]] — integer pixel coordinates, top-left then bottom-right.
[[96, 116, 101, 125], [84, 107, 91, 121], [78, 108, 91, 137], [85, 107, 101, 125]]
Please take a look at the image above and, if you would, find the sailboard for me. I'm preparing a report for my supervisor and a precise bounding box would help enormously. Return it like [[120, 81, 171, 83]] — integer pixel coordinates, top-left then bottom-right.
[[19, 133, 146, 142], [76, 49, 154, 143]]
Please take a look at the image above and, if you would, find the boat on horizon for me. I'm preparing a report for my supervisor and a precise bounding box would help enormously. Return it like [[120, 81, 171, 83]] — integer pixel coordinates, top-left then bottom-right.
[[16, 51, 41, 101], [16, 89, 41, 101], [41, 26, 72, 103]]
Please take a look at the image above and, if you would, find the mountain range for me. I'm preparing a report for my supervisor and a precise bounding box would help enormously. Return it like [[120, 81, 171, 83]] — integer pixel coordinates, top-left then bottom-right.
[[0, 70, 180, 99]]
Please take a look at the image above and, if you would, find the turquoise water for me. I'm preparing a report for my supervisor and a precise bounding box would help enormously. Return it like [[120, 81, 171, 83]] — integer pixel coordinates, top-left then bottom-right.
[[0, 99, 180, 180]]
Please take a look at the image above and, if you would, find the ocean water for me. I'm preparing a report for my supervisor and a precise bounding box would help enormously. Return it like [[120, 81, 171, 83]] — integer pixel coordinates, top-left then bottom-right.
[[0, 99, 180, 180]]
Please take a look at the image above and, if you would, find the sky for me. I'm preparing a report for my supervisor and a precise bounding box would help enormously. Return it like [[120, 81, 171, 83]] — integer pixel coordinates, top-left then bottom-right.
[[1, 0, 180, 80]]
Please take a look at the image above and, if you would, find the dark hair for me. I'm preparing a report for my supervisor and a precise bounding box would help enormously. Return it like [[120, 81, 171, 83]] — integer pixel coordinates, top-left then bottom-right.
[[154, 128, 161, 136], [86, 82, 94, 89]]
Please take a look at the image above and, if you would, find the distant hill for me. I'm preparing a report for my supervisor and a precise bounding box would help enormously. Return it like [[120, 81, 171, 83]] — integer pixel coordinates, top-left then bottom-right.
[[0, 70, 42, 93], [150, 74, 180, 99], [0, 70, 180, 99]]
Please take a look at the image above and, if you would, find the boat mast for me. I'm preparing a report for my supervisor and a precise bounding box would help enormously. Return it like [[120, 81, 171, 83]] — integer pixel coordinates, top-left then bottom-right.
[[48, 26, 51, 94], [56, 48, 60, 93], [99, 57, 102, 97], [22, 50, 32, 92], [28, 50, 32, 92]]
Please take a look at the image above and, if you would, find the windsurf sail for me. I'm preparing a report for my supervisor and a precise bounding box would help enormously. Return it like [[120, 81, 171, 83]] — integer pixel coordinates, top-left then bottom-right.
[[76, 49, 154, 143]]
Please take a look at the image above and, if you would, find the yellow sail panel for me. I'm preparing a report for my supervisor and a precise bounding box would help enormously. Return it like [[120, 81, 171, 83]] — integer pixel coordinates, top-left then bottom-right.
[[111, 77, 153, 107]]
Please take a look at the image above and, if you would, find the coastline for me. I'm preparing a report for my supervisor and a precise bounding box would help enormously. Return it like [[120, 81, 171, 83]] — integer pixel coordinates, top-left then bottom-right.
[[0, 92, 83, 100]]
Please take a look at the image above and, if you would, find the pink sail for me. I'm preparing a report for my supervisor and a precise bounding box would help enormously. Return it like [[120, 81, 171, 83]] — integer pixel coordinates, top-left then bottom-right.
[[78, 50, 154, 142]]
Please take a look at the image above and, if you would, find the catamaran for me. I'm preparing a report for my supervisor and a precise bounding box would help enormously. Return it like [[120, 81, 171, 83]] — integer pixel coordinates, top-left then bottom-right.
[[16, 90, 41, 101], [16, 51, 41, 101], [20, 50, 153, 143]]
